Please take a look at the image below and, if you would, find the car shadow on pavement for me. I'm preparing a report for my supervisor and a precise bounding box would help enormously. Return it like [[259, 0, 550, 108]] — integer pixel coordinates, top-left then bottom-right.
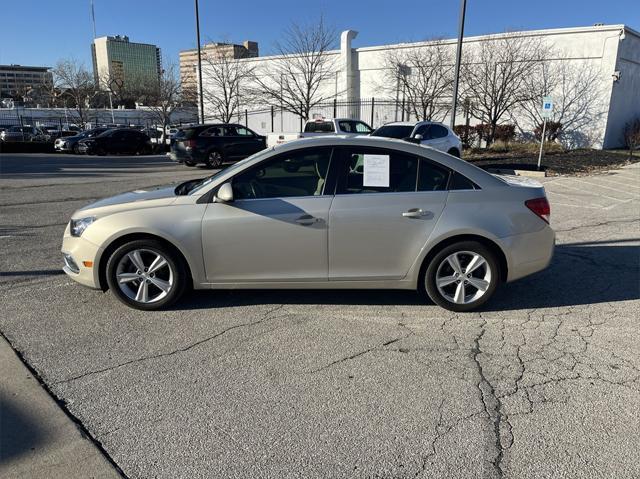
[[485, 240, 640, 311], [0, 393, 45, 465], [175, 240, 639, 311]]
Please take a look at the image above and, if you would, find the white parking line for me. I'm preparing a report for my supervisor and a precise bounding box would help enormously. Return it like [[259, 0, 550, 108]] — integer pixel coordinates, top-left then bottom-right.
[[594, 176, 640, 190], [568, 177, 639, 197], [551, 180, 630, 203]]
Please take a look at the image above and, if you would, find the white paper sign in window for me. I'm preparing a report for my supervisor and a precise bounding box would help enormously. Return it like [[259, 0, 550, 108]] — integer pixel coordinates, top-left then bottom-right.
[[363, 154, 390, 187]]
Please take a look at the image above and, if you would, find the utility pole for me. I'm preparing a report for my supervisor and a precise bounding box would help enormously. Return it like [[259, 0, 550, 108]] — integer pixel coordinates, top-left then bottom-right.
[[450, 0, 467, 128], [194, 0, 205, 124]]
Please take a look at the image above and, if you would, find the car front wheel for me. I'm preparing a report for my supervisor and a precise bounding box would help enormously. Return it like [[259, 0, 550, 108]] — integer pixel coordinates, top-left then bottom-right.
[[422, 241, 499, 312], [106, 239, 187, 310], [205, 150, 224, 168]]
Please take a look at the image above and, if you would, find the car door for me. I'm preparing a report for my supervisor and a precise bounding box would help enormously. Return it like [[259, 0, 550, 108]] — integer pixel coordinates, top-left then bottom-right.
[[328, 146, 450, 281], [200, 146, 335, 282], [420, 124, 450, 152], [224, 125, 263, 159], [108, 130, 127, 153]]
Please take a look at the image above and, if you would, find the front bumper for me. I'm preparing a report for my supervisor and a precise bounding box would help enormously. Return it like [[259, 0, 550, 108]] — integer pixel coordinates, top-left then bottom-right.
[[55, 142, 72, 151], [502, 225, 555, 282], [61, 226, 103, 289]]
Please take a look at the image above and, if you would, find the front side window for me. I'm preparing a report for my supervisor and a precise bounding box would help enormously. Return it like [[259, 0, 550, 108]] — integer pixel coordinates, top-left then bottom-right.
[[232, 147, 332, 200], [337, 147, 419, 194]]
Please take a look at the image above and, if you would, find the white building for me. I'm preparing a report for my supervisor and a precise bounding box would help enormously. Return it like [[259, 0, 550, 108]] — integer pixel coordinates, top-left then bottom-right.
[[201, 24, 639, 149]]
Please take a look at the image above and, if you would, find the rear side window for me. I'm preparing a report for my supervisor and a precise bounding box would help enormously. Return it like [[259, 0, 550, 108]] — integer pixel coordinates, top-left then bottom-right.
[[449, 171, 478, 190], [304, 121, 335, 133], [417, 160, 449, 191], [430, 125, 449, 139], [338, 120, 372, 134], [337, 147, 419, 194], [200, 126, 225, 137]]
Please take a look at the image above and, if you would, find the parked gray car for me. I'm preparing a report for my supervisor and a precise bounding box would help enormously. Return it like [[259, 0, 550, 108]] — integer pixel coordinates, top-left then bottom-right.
[[62, 136, 554, 311]]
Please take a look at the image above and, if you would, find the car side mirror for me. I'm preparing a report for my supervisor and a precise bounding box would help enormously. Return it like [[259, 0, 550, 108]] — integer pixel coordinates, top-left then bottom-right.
[[403, 136, 421, 144], [215, 182, 234, 203], [413, 134, 423, 141]]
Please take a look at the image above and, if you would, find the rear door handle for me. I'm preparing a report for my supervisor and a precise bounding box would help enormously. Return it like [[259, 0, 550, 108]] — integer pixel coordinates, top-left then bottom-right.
[[295, 214, 318, 226], [402, 208, 430, 218]]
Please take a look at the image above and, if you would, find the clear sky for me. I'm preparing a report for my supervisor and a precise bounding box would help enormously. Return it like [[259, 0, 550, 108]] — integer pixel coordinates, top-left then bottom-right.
[[1, 0, 638, 69]]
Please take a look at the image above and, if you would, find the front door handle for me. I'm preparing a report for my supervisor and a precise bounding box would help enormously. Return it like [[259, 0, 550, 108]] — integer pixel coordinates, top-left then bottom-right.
[[402, 208, 430, 219], [295, 214, 318, 226]]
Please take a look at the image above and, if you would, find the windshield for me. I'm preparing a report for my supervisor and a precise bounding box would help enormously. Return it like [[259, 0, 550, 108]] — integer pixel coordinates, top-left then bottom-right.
[[371, 125, 414, 139], [184, 147, 275, 195]]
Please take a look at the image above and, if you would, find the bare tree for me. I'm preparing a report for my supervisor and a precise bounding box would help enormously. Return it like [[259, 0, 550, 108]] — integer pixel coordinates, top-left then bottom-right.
[[52, 59, 96, 127], [514, 59, 604, 144], [461, 34, 544, 145], [381, 40, 453, 121], [201, 45, 256, 122], [253, 16, 337, 120], [136, 63, 182, 142]]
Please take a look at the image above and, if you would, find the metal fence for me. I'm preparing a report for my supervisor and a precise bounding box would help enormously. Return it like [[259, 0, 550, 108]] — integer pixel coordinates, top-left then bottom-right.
[[224, 98, 446, 135]]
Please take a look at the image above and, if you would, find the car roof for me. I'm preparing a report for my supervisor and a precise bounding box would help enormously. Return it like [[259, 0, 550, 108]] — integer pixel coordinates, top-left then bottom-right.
[[381, 121, 448, 128]]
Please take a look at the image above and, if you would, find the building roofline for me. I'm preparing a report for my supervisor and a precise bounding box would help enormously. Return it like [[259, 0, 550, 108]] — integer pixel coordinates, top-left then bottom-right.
[[355, 24, 630, 53], [0, 64, 51, 71]]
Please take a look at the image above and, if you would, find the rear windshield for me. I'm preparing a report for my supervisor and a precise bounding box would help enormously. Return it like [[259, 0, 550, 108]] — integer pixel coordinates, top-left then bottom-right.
[[179, 127, 207, 139], [304, 121, 335, 133], [371, 125, 414, 139]]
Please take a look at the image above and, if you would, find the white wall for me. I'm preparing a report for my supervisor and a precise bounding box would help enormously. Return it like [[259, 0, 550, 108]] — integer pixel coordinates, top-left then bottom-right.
[[200, 24, 636, 148]]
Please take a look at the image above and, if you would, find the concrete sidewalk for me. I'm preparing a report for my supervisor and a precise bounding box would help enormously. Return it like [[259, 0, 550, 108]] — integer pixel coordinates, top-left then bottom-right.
[[0, 335, 121, 479]]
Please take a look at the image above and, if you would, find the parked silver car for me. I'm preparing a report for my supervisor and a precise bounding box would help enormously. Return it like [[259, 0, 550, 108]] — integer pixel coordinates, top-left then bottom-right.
[[371, 121, 463, 157], [61, 136, 554, 311]]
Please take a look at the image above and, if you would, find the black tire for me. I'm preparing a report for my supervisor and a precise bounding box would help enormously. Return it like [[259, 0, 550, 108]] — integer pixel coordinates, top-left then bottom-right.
[[447, 148, 461, 158], [204, 150, 224, 168], [184, 161, 197, 167], [421, 240, 499, 312], [72, 143, 80, 154], [105, 239, 188, 310]]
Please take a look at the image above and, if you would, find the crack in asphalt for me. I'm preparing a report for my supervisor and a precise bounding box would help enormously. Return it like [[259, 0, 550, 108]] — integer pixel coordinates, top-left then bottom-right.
[[308, 323, 415, 374], [54, 304, 285, 385], [553, 217, 638, 233]]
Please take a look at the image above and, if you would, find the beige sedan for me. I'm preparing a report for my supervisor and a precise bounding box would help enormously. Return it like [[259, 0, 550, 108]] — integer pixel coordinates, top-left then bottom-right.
[[62, 136, 554, 312]]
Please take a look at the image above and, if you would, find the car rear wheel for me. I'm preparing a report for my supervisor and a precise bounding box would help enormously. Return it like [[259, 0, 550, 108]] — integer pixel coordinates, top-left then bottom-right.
[[184, 161, 196, 167], [421, 241, 499, 312], [106, 239, 187, 310], [205, 150, 224, 168], [72, 144, 80, 154]]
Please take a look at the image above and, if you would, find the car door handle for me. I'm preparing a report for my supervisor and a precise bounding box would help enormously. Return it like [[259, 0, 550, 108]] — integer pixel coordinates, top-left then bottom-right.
[[295, 214, 318, 226], [402, 208, 430, 218]]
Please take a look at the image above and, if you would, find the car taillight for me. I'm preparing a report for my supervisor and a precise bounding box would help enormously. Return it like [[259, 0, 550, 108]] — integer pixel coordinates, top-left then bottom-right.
[[525, 197, 550, 223], [184, 139, 196, 148]]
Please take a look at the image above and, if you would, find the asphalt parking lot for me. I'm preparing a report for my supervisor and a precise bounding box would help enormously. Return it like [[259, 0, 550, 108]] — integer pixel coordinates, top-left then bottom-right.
[[1, 153, 639, 479]]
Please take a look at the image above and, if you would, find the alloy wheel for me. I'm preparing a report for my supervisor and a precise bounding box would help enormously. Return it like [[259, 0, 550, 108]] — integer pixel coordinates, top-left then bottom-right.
[[115, 249, 174, 304], [434, 251, 492, 305]]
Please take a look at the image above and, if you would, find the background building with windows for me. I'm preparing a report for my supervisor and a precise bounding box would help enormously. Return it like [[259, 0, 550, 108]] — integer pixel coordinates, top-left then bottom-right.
[[179, 40, 258, 99], [0, 64, 53, 101], [91, 35, 161, 91]]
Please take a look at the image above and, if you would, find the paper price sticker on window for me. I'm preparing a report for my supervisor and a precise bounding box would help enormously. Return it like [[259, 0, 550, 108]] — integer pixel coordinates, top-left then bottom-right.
[[363, 154, 390, 187]]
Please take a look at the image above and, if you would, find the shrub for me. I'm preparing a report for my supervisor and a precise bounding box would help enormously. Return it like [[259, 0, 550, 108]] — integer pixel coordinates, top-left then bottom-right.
[[474, 123, 492, 144], [453, 124, 478, 149], [494, 124, 516, 143], [623, 118, 640, 159], [534, 121, 563, 142]]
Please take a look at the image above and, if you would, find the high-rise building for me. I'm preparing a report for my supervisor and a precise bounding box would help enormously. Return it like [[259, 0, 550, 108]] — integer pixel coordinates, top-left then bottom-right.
[[0, 64, 53, 99], [91, 35, 161, 91], [179, 41, 258, 97]]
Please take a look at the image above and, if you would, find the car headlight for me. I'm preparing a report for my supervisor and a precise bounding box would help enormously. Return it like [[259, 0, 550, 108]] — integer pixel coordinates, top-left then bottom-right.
[[70, 217, 96, 237]]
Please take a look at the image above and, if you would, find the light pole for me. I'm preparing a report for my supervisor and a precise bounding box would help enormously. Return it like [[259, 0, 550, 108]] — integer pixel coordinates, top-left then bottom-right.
[[450, 0, 467, 129], [194, 0, 205, 124]]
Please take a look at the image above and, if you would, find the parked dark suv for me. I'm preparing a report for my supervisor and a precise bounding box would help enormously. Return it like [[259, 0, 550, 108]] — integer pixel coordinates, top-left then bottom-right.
[[170, 124, 266, 167], [78, 128, 152, 155]]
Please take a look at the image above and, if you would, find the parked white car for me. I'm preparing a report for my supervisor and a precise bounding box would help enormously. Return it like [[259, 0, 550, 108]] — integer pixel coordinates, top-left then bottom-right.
[[266, 118, 373, 148], [371, 121, 463, 157]]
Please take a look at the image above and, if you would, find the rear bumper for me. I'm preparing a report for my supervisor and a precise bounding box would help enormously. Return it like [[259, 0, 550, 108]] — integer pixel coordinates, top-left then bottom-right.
[[503, 225, 555, 282]]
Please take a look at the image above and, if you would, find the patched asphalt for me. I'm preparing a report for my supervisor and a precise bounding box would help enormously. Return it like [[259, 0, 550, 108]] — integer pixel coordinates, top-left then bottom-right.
[[1, 153, 638, 479]]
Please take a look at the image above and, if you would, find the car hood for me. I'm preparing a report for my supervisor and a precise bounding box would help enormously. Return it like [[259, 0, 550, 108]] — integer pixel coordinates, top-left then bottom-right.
[[74, 185, 178, 217]]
